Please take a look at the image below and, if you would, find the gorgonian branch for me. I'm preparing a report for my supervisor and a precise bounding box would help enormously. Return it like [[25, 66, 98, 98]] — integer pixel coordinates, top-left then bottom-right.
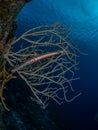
[[4, 23, 81, 109]]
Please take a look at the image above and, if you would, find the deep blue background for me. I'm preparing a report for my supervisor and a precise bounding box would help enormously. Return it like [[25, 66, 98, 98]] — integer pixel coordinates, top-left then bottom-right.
[[15, 0, 98, 129]]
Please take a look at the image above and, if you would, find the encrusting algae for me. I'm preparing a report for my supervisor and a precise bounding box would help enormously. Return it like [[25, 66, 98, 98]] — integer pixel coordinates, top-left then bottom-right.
[[0, 0, 32, 111]]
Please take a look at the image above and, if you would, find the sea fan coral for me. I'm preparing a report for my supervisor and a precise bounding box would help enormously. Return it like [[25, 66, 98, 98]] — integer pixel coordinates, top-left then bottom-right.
[[0, 23, 81, 110]]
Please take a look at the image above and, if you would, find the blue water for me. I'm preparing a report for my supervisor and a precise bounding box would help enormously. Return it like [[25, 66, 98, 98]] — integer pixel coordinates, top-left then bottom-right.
[[15, 0, 98, 129]]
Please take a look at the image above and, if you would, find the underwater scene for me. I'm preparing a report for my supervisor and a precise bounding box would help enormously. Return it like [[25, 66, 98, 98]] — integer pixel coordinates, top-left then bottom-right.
[[0, 0, 98, 130]]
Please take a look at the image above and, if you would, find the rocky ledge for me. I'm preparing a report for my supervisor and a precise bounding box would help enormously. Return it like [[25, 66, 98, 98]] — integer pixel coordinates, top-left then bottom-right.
[[0, 0, 32, 44]]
